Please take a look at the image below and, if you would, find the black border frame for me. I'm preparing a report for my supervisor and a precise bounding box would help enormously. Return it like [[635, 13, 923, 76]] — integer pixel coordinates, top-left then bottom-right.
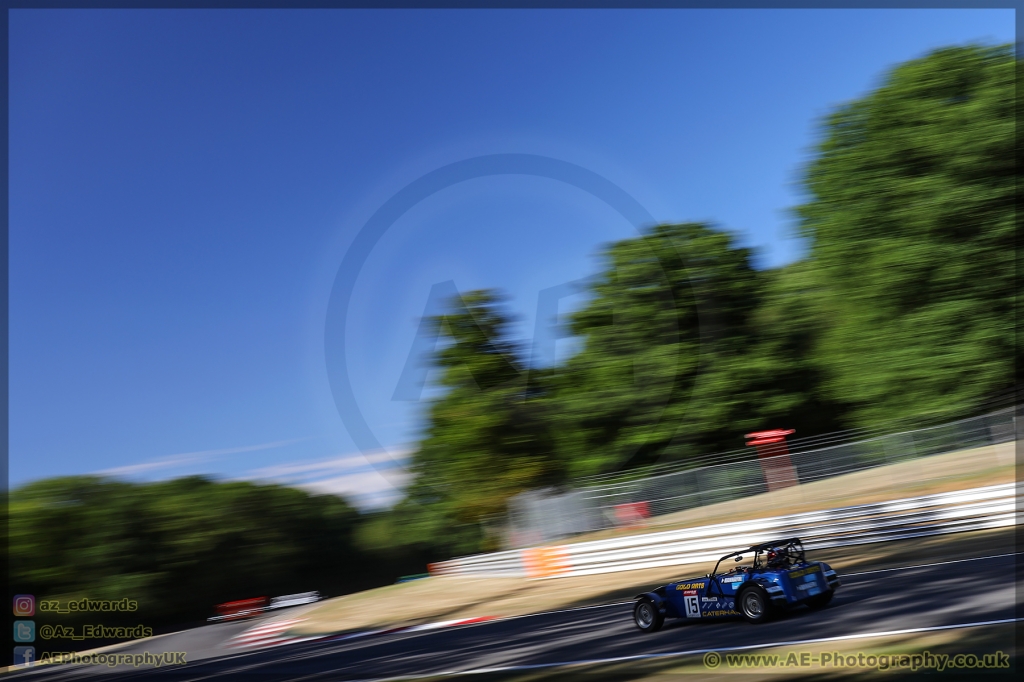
[[1, 1, 1017, 673]]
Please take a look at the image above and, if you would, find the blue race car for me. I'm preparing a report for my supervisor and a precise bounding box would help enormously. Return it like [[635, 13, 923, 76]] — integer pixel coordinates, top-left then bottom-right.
[[633, 538, 841, 631]]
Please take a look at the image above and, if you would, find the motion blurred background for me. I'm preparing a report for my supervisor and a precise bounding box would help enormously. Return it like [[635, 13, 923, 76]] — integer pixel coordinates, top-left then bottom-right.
[[7, 9, 1017, 635]]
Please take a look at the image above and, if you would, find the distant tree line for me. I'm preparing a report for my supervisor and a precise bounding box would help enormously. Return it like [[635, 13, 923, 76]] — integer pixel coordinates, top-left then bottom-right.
[[10, 44, 1017, 624], [9, 476, 432, 631]]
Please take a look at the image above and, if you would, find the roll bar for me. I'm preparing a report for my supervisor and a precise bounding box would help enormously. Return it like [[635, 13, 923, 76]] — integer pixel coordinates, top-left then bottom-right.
[[708, 538, 806, 578]]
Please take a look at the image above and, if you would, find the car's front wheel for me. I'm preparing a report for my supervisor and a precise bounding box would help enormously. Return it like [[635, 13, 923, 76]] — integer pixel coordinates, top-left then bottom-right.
[[633, 598, 664, 633], [738, 586, 773, 624], [806, 590, 834, 610]]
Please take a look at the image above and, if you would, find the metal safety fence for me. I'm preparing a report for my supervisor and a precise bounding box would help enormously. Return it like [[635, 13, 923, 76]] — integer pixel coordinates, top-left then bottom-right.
[[430, 482, 1017, 579], [505, 408, 1016, 548]]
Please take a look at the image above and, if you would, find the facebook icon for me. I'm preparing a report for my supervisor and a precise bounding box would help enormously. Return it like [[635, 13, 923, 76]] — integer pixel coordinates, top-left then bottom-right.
[[14, 646, 35, 666]]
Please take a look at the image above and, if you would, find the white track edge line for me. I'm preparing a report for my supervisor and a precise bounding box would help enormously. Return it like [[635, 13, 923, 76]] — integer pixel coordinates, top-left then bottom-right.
[[351, 617, 1022, 681], [840, 551, 1021, 578]]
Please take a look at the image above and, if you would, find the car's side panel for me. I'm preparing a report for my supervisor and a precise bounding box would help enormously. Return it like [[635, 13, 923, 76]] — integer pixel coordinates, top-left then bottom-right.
[[699, 574, 743, 617], [716, 573, 746, 596], [698, 592, 740, 618], [663, 578, 741, 619], [665, 579, 707, 620]]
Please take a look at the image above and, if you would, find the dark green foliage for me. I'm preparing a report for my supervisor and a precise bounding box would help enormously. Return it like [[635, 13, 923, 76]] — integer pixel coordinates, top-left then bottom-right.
[[551, 223, 759, 474], [9, 476, 426, 627], [548, 225, 847, 475], [797, 44, 1017, 427], [743, 262, 849, 439], [398, 291, 564, 554]]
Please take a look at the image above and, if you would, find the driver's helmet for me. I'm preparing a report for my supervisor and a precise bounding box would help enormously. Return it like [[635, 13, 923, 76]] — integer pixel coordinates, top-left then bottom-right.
[[766, 548, 784, 568]]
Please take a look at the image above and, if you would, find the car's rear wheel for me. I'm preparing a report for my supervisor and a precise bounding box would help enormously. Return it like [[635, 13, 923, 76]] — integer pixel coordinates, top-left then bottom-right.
[[806, 590, 834, 609], [738, 587, 773, 624], [633, 598, 664, 633]]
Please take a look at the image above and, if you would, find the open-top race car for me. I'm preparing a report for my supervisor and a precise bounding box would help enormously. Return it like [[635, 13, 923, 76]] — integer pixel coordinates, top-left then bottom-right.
[[633, 538, 841, 631]]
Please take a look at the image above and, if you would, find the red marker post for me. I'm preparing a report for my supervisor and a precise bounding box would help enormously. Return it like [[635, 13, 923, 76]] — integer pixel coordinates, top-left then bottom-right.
[[745, 429, 798, 492], [209, 596, 268, 622]]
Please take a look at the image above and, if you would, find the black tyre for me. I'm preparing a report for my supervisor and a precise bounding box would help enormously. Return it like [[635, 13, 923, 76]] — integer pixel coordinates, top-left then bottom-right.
[[738, 586, 773, 624], [633, 598, 664, 633], [806, 590, 834, 610]]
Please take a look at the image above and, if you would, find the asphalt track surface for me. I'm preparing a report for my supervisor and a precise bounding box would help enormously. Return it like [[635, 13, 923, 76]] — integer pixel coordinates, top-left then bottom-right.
[[15, 551, 1018, 681]]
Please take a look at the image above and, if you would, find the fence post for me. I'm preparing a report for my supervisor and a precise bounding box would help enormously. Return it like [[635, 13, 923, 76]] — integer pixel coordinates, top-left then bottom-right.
[[746, 429, 799, 491]]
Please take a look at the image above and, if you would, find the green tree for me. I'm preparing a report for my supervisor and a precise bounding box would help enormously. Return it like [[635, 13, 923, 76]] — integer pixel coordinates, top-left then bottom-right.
[[399, 290, 563, 554], [742, 261, 849, 438], [551, 222, 776, 474], [797, 44, 1017, 427]]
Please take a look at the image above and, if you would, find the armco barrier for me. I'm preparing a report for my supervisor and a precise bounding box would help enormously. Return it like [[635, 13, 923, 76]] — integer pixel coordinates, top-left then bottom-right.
[[428, 483, 1017, 579], [428, 548, 525, 578]]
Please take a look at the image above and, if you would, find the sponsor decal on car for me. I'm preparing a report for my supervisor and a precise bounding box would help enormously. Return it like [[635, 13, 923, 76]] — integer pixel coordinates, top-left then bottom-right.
[[788, 566, 821, 579], [675, 582, 706, 590], [721, 576, 744, 584], [794, 572, 822, 596]]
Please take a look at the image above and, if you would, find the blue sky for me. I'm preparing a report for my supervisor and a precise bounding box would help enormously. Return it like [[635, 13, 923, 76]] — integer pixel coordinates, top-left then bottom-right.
[[9, 9, 1014, 507]]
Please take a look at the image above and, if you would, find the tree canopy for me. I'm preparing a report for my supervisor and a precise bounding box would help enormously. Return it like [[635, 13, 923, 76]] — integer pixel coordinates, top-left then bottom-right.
[[797, 44, 1016, 427], [397, 291, 564, 554]]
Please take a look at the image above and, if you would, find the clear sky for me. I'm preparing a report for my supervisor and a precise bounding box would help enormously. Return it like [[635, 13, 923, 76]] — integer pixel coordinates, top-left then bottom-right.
[[9, 8, 1014, 508]]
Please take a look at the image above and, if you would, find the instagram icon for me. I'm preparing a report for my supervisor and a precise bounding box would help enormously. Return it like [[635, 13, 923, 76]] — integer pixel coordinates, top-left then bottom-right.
[[13, 596, 34, 617]]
